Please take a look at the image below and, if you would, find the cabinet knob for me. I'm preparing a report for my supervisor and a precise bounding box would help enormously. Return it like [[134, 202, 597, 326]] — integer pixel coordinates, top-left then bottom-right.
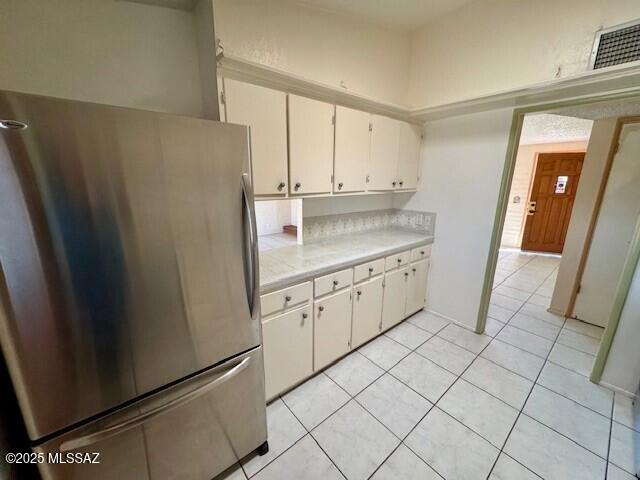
[[399, 180, 404, 186], [397, 258, 402, 263], [338, 182, 343, 190], [285, 295, 292, 302], [420, 250, 425, 255], [404, 272, 409, 277], [412, 268, 417, 272], [318, 306, 324, 312], [277, 182, 286, 191], [368, 267, 374, 273], [392, 181, 397, 187], [333, 280, 339, 287], [302, 313, 308, 319], [356, 290, 362, 296], [294, 182, 301, 191]]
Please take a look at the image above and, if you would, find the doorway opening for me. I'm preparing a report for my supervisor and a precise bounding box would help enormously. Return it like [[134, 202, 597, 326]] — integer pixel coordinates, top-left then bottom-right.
[[494, 113, 592, 315], [255, 199, 302, 251], [485, 97, 640, 389]]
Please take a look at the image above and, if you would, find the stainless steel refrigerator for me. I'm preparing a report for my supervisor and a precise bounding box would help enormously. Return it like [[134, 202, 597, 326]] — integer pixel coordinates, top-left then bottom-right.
[[0, 90, 267, 479]]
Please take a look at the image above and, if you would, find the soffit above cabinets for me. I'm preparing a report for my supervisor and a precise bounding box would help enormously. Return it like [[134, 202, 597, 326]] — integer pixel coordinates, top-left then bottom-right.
[[291, 0, 475, 31], [219, 54, 640, 124], [121, 0, 199, 11]]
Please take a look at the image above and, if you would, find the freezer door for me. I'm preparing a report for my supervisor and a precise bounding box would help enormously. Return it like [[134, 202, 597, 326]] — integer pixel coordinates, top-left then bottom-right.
[[34, 347, 267, 480], [0, 91, 261, 439]]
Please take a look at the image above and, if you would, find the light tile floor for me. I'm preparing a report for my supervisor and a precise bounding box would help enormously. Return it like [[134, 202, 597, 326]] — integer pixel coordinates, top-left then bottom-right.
[[216, 251, 639, 480]]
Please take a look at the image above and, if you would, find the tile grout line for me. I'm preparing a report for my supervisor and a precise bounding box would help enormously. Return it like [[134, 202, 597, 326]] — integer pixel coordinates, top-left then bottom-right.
[[371, 298, 530, 479], [315, 320, 451, 479], [484, 260, 565, 478], [272, 314, 449, 480], [278, 388, 351, 480], [483, 257, 566, 478], [604, 394, 615, 479]]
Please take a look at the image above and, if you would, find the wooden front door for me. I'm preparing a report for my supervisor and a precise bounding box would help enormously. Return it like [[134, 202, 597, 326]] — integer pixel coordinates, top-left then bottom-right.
[[521, 152, 584, 253]]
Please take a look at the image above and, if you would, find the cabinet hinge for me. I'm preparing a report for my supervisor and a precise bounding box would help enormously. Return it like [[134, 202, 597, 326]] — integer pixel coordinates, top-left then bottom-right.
[[331, 174, 334, 184], [382, 280, 385, 288], [577, 284, 582, 294], [332, 114, 336, 125], [369, 123, 373, 132], [219, 91, 225, 105], [366, 175, 370, 183]]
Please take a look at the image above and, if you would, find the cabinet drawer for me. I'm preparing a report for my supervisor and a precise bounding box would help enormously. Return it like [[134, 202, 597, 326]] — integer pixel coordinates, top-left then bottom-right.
[[262, 305, 313, 399], [410, 245, 432, 262], [314, 268, 353, 298], [384, 250, 410, 271], [354, 258, 385, 283], [261, 282, 312, 317]]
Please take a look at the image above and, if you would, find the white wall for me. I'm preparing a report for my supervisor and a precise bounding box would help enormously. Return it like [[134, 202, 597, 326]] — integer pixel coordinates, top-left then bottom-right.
[[302, 193, 400, 218], [602, 254, 640, 395], [551, 119, 619, 315], [573, 122, 640, 326], [501, 140, 588, 248], [395, 109, 514, 329], [255, 199, 294, 236], [0, 0, 204, 116], [214, 0, 412, 107], [408, 0, 640, 108]]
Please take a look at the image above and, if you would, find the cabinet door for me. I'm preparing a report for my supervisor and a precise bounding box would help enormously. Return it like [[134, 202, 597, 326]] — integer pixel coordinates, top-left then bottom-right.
[[369, 115, 400, 191], [314, 289, 352, 370], [381, 267, 408, 330], [397, 122, 421, 190], [224, 79, 288, 196], [262, 305, 313, 399], [351, 276, 383, 348], [289, 94, 334, 195], [334, 106, 370, 193], [406, 259, 429, 315]]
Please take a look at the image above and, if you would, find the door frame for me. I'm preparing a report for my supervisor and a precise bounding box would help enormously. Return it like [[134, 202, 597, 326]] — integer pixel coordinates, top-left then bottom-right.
[[565, 117, 640, 318], [477, 92, 640, 384], [520, 152, 585, 254]]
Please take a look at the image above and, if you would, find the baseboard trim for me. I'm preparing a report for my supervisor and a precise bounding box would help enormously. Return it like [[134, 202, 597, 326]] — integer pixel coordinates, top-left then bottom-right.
[[425, 308, 477, 333], [598, 380, 638, 399]]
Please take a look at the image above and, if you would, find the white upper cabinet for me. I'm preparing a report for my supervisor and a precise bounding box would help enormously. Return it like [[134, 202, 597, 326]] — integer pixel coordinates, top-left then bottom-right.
[[288, 94, 335, 196], [224, 79, 288, 196], [334, 106, 370, 193], [369, 114, 401, 191], [397, 122, 421, 190]]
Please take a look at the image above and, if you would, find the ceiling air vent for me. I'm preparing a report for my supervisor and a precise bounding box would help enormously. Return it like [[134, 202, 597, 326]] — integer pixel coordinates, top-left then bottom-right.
[[590, 19, 640, 70]]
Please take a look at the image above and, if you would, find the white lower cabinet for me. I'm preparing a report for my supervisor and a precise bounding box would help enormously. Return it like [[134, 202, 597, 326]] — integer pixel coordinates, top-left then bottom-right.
[[406, 259, 430, 315], [262, 304, 313, 400], [382, 266, 409, 330], [261, 245, 431, 398], [351, 276, 384, 348], [314, 289, 352, 370]]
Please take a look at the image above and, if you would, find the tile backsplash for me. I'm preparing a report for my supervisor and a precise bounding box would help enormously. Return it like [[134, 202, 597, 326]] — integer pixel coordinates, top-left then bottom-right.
[[302, 209, 436, 242]]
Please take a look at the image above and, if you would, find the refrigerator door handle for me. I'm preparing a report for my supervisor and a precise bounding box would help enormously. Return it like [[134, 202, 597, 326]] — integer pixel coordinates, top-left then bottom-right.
[[241, 173, 259, 319], [58, 356, 252, 452]]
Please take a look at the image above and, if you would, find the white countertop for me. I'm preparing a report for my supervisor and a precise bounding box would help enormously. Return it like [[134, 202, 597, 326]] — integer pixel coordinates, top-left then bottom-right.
[[259, 228, 433, 294]]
